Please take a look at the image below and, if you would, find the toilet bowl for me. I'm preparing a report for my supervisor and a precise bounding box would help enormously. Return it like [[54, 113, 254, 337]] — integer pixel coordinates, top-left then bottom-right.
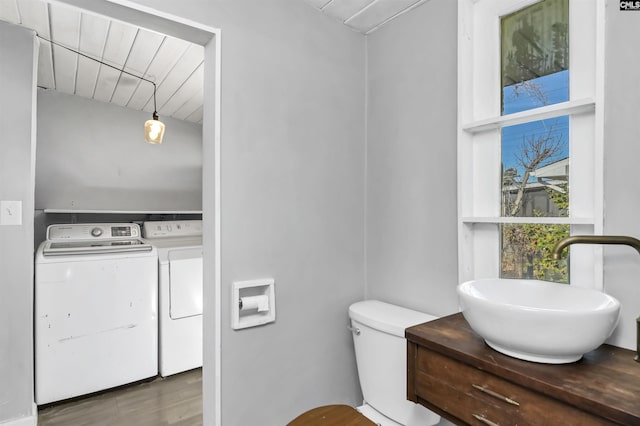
[[357, 403, 402, 425], [291, 300, 440, 426]]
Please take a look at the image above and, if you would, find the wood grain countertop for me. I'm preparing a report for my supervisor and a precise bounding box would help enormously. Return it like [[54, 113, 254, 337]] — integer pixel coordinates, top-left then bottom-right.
[[405, 313, 640, 425]]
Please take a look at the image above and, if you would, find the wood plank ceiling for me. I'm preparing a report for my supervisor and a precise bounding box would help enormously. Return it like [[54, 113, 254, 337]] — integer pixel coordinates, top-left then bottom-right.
[[0, 0, 205, 124], [0, 0, 426, 125], [303, 0, 428, 34]]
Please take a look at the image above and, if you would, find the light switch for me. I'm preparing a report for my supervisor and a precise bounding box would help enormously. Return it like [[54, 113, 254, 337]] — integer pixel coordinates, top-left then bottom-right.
[[0, 200, 22, 226]]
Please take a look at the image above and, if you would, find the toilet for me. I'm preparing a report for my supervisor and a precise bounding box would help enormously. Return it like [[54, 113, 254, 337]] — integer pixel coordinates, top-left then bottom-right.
[[290, 300, 440, 426]]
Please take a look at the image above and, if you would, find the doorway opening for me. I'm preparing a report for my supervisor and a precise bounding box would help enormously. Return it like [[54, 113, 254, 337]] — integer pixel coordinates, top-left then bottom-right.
[[18, 0, 221, 424]]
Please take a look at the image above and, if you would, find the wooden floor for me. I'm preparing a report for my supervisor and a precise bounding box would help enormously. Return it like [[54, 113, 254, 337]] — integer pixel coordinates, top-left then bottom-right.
[[38, 369, 202, 426]]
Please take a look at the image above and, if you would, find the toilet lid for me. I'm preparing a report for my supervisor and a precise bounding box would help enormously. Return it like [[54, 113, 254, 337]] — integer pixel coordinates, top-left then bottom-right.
[[288, 405, 376, 426], [349, 300, 437, 337]]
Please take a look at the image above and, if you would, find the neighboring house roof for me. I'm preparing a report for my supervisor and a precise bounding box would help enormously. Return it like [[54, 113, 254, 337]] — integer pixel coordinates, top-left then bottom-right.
[[530, 157, 569, 181], [503, 157, 569, 193]]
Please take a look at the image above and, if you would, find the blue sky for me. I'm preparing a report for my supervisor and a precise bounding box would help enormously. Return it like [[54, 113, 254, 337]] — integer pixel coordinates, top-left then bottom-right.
[[501, 70, 569, 176]]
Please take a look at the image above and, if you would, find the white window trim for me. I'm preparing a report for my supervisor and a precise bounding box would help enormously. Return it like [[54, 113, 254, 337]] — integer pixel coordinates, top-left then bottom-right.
[[462, 98, 594, 133], [457, 0, 605, 289]]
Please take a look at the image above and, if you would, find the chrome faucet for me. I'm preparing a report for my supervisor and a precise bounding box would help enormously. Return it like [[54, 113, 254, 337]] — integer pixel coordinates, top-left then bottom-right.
[[552, 235, 640, 362]]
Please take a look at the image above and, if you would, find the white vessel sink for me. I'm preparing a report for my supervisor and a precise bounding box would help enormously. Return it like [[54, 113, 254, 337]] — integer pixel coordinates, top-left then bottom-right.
[[457, 279, 621, 364]]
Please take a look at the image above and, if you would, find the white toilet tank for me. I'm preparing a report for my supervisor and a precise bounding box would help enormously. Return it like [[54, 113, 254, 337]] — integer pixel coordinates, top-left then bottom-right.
[[349, 300, 440, 426]]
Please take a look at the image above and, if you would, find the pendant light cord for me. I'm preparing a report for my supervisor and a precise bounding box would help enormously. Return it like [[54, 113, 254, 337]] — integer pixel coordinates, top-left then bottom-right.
[[36, 35, 158, 113]]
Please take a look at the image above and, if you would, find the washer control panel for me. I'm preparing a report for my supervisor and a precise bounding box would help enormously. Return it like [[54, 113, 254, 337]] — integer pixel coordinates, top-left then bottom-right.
[[47, 223, 141, 241]]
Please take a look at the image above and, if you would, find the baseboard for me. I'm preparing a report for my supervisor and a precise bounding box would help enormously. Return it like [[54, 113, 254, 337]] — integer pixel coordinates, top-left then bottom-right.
[[0, 403, 37, 426]]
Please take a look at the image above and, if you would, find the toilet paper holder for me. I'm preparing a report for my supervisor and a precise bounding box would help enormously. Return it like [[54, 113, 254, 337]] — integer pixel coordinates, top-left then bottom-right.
[[232, 278, 276, 330], [238, 294, 269, 312]]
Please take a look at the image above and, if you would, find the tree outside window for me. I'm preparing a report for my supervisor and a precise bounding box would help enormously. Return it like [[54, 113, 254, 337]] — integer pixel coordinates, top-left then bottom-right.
[[499, 0, 570, 283]]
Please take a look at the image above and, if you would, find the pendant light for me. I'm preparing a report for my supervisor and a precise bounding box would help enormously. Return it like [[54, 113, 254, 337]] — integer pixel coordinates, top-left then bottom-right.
[[38, 35, 166, 145], [144, 84, 165, 144]]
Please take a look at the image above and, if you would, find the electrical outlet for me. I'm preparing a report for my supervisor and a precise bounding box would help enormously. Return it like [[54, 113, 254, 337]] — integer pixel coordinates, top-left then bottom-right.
[[0, 200, 22, 226]]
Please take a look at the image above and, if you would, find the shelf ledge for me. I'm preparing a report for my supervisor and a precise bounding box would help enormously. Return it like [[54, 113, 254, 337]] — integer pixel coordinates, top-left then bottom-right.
[[461, 216, 594, 225], [462, 98, 595, 134], [42, 209, 203, 215]]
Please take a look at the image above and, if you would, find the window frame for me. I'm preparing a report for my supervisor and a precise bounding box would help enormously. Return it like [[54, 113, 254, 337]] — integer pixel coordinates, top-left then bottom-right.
[[457, 0, 605, 289]]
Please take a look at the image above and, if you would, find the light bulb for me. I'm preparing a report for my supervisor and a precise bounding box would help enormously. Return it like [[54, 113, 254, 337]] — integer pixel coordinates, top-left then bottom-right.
[[144, 113, 165, 144]]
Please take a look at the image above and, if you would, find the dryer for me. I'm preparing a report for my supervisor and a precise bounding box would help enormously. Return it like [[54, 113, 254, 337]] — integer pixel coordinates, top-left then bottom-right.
[[143, 220, 203, 377], [35, 223, 158, 405]]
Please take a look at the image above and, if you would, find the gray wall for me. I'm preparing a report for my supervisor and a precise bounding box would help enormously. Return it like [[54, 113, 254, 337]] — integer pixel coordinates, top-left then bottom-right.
[[365, 0, 459, 317], [602, 2, 640, 350], [126, 1, 366, 424], [36, 90, 202, 212], [7, 2, 640, 425], [365, 4, 459, 423], [0, 21, 37, 424], [214, 3, 366, 424]]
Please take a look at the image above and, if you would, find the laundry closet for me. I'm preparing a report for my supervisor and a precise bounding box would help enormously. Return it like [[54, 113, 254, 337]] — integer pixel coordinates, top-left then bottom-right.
[[33, 85, 204, 403]]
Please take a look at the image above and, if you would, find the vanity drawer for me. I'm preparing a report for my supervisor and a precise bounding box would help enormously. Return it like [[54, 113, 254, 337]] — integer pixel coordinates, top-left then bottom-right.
[[413, 347, 616, 426]]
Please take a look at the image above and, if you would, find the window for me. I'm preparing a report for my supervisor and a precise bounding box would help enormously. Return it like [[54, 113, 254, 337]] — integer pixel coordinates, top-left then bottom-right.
[[458, 0, 604, 289], [500, 1, 570, 281]]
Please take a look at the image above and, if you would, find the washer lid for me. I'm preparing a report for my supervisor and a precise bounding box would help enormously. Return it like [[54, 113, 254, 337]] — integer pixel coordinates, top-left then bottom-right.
[[152, 237, 202, 262], [42, 239, 152, 256], [349, 300, 436, 337]]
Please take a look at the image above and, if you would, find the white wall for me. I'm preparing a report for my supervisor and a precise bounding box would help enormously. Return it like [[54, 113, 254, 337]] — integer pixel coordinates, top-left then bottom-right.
[[365, 0, 459, 317], [602, 2, 640, 350], [0, 21, 37, 425], [36, 90, 202, 212]]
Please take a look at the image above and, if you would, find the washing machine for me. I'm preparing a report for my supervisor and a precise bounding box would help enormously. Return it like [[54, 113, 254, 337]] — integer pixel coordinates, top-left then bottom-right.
[[35, 223, 158, 405], [142, 220, 203, 377]]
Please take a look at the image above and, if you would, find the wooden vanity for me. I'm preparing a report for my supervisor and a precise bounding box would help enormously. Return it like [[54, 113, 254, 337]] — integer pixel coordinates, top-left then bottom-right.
[[406, 313, 640, 425]]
